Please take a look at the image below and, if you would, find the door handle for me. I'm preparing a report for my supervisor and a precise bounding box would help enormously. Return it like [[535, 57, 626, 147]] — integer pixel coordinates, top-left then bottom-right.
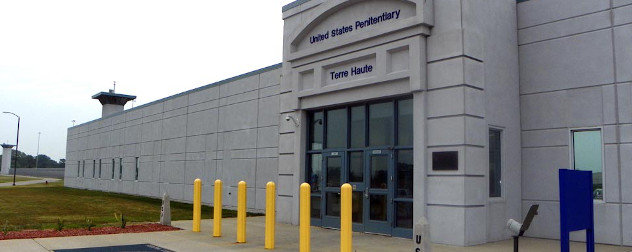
[[364, 188, 369, 199]]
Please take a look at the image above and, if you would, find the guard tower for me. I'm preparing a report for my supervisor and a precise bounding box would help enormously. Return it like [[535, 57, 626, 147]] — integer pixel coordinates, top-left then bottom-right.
[[1, 143, 15, 175], [92, 90, 136, 118]]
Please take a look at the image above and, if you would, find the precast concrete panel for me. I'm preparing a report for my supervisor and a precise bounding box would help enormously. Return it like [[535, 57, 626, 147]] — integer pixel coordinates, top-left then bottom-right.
[[521, 129, 568, 148], [521, 146, 569, 201], [621, 144, 632, 203], [519, 30, 614, 94], [615, 0, 632, 7], [566, 87, 604, 128], [624, 205, 632, 246], [517, 0, 610, 29], [427, 206, 466, 245], [603, 144, 621, 203], [615, 24, 632, 82], [518, 10, 612, 45], [520, 91, 568, 130], [255, 158, 278, 188]]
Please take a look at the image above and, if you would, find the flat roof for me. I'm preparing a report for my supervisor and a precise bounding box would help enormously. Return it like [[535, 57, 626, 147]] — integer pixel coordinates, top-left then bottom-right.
[[91, 92, 137, 100]]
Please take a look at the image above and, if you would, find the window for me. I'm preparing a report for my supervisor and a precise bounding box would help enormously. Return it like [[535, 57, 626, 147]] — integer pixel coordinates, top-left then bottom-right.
[[77, 161, 80, 177], [309, 112, 324, 150], [119, 158, 123, 180], [489, 129, 502, 197], [98, 159, 102, 178], [571, 129, 603, 200], [92, 160, 96, 178], [350, 106, 365, 148], [326, 109, 347, 149], [369, 102, 394, 146], [397, 99, 413, 146], [394, 149, 414, 228], [135, 157, 139, 181], [82, 160, 85, 177], [111, 159, 115, 179]]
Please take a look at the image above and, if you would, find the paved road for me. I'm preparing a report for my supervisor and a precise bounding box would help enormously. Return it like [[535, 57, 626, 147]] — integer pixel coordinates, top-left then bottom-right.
[[0, 217, 629, 251]]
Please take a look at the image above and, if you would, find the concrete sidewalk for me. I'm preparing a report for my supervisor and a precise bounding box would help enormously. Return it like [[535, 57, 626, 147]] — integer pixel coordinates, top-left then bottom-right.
[[0, 176, 60, 187], [0, 217, 629, 251]]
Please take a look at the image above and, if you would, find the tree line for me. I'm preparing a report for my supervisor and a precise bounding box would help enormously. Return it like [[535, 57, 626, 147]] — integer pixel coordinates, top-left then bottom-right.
[[0, 150, 65, 169]]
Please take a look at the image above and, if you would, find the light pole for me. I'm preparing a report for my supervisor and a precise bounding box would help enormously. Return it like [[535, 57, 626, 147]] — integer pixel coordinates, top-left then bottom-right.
[[35, 132, 41, 170], [3, 112, 20, 186]]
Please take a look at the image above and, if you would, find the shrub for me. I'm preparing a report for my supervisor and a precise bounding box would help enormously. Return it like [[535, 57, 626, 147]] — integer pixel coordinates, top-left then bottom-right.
[[56, 219, 64, 231], [121, 214, 127, 229], [85, 218, 96, 231]]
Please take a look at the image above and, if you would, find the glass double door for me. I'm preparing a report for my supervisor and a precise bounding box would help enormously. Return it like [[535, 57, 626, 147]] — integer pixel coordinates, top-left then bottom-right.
[[317, 149, 393, 235]]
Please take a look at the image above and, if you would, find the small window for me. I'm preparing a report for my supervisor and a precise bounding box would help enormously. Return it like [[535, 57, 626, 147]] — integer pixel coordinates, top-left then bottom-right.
[[98, 159, 102, 178], [135, 157, 139, 181], [82, 161, 85, 177], [111, 159, 115, 179], [119, 158, 123, 180], [489, 129, 502, 197], [432, 151, 458, 171], [92, 160, 96, 178], [572, 129, 603, 200], [77, 161, 80, 177]]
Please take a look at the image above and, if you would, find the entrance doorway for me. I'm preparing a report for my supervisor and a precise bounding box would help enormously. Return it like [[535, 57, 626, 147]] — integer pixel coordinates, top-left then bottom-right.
[[306, 98, 414, 238]]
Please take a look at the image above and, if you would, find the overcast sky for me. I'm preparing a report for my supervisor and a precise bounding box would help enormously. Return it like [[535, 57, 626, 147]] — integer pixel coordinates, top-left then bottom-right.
[[0, 0, 296, 161]]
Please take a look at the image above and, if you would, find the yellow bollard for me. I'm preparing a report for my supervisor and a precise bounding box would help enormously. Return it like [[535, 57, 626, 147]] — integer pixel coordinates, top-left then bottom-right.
[[300, 183, 311, 252], [192, 178, 202, 232], [237, 181, 247, 243], [340, 183, 352, 252], [213, 179, 222, 237], [265, 181, 276, 249]]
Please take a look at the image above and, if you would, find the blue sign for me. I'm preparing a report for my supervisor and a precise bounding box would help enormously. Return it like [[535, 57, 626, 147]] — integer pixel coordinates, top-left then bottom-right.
[[559, 169, 594, 252]]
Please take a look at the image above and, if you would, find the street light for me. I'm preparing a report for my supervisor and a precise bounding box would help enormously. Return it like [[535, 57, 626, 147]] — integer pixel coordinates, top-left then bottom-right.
[[2, 112, 19, 186]]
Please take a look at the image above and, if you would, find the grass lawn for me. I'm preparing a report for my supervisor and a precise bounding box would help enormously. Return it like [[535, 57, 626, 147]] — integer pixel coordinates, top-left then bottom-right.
[[0, 175, 40, 183], [0, 181, 255, 231]]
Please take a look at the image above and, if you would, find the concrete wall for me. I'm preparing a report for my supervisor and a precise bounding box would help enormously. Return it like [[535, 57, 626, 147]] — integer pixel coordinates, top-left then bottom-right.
[[424, 0, 521, 245], [518, 0, 632, 245], [65, 65, 282, 212], [9, 168, 65, 179]]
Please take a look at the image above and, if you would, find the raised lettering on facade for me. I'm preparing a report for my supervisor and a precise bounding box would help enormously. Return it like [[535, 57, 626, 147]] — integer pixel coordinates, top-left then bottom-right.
[[330, 64, 373, 81], [310, 10, 401, 44]]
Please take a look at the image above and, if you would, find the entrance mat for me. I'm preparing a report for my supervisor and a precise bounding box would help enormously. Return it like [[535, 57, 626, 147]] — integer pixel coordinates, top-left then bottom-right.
[[55, 244, 174, 252]]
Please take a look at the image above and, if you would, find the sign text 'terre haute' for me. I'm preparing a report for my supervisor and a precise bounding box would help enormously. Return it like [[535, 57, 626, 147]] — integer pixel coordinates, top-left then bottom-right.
[[309, 9, 402, 44], [330, 64, 373, 81]]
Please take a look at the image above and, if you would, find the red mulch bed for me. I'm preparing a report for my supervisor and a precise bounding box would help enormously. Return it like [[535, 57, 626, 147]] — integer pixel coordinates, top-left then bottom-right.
[[0, 223, 181, 240]]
